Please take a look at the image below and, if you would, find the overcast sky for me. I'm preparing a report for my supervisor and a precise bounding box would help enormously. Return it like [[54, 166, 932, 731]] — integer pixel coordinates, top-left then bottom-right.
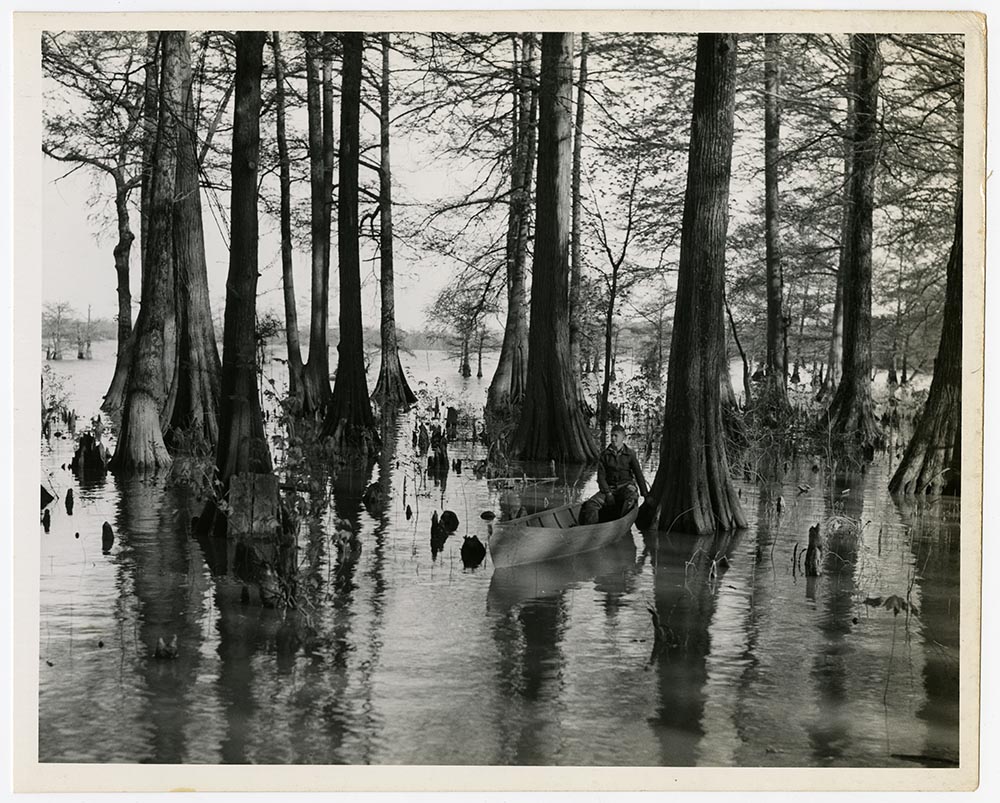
[[42, 141, 459, 333]]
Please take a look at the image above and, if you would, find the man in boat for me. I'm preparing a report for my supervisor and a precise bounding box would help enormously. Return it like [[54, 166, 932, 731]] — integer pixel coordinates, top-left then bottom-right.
[[580, 424, 648, 525]]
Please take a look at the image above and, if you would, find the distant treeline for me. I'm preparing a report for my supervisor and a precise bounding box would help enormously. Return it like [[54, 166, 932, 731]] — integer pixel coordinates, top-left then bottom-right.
[[264, 320, 464, 354], [41, 305, 118, 343]]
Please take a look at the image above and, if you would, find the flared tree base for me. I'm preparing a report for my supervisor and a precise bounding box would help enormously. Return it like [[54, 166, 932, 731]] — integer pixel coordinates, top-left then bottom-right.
[[889, 385, 960, 495], [109, 391, 172, 473], [373, 352, 416, 412], [320, 415, 382, 462], [822, 377, 884, 460]]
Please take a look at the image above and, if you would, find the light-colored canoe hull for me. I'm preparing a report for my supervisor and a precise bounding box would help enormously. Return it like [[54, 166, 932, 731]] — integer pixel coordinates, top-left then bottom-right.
[[488, 502, 638, 569]]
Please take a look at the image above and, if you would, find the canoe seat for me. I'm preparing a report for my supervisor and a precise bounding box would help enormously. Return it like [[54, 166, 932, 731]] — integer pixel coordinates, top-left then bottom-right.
[[552, 508, 577, 529]]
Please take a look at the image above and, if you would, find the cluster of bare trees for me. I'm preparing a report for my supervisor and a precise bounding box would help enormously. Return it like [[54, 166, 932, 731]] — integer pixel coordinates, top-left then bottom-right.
[[43, 28, 965, 535]]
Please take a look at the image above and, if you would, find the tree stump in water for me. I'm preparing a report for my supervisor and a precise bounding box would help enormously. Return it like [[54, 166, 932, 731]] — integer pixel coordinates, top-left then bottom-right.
[[804, 523, 823, 577], [428, 424, 448, 474], [71, 432, 110, 476], [227, 473, 283, 541]]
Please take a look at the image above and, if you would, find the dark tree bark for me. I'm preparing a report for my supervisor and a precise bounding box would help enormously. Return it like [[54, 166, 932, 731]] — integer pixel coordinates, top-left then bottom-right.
[[110, 32, 183, 472], [372, 33, 417, 411], [139, 30, 160, 283], [823, 34, 883, 452], [763, 33, 789, 409], [510, 32, 598, 462], [569, 31, 589, 372], [725, 294, 753, 406], [599, 273, 618, 439], [889, 197, 962, 495], [300, 32, 333, 417], [321, 32, 379, 453], [271, 31, 305, 400], [887, 254, 907, 388], [111, 173, 135, 353], [103, 31, 160, 414], [163, 31, 221, 448], [215, 31, 272, 486], [719, 304, 746, 444], [790, 282, 811, 385], [487, 34, 536, 415], [819, 48, 853, 402], [321, 33, 336, 337], [645, 33, 747, 534], [460, 336, 472, 378], [819, 268, 845, 400]]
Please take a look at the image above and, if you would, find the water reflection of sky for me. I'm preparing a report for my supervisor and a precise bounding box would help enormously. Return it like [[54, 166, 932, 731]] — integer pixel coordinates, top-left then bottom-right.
[[37, 346, 959, 766]]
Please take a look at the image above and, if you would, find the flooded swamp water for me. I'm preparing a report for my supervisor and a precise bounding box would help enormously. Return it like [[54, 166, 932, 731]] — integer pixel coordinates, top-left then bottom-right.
[[37, 343, 960, 766]]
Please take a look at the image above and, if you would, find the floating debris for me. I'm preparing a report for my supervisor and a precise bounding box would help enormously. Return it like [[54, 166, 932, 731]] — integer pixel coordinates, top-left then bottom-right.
[[460, 535, 486, 569]]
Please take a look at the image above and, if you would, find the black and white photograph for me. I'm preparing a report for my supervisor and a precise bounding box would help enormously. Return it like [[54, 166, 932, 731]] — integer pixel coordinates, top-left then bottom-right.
[[9, 6, 987, 793]]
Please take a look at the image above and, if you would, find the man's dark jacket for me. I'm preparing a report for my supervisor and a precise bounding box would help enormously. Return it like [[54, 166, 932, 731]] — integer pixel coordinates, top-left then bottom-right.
[[597, 443, 648, 496]]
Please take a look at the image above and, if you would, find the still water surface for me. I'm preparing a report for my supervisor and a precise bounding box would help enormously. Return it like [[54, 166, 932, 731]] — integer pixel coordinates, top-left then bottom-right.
[[38, 342, 959, 766]]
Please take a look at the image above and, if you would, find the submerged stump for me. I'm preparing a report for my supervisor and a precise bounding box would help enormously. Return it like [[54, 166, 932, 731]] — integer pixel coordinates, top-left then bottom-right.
[[71, 432, 110, 477], [804, 523, 823, 577], [227, 473, 283, 540]]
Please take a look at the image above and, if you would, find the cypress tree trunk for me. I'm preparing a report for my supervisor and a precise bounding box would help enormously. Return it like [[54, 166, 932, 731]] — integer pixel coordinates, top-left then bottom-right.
[[763, 33, 789, 409], [725, 295, 753, 406], [300, 32, 333, 417], [569, 32, 589, 372], [487, 34, 535, 416], [112, 174, 134, 354], [599, 268, 618, 440], [889, 197, 962, 495], [372, 33, 417, 411], [824, 34, 883, 453], [216, 31, 271, 486], [321, 33, 336, 353], [460, 336, 472, 378], [138, 30, 159, 284], [321, 32, 379, 453], [791, 283, 811, 385], [819, 46, 853, 401], [510, 32, 598, 462], [271, 31, 305, 400], [163, 31, 221, 449], [514, 46, 538, 393], [820, 272, 845, 399], [110, 32, 184, 472], [645, 33, 747, 534], [103, 32, 159, 415]]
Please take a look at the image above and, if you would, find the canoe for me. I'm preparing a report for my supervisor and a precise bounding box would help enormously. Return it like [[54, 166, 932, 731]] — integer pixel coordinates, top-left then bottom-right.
[[488, 500, 638, 569]]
